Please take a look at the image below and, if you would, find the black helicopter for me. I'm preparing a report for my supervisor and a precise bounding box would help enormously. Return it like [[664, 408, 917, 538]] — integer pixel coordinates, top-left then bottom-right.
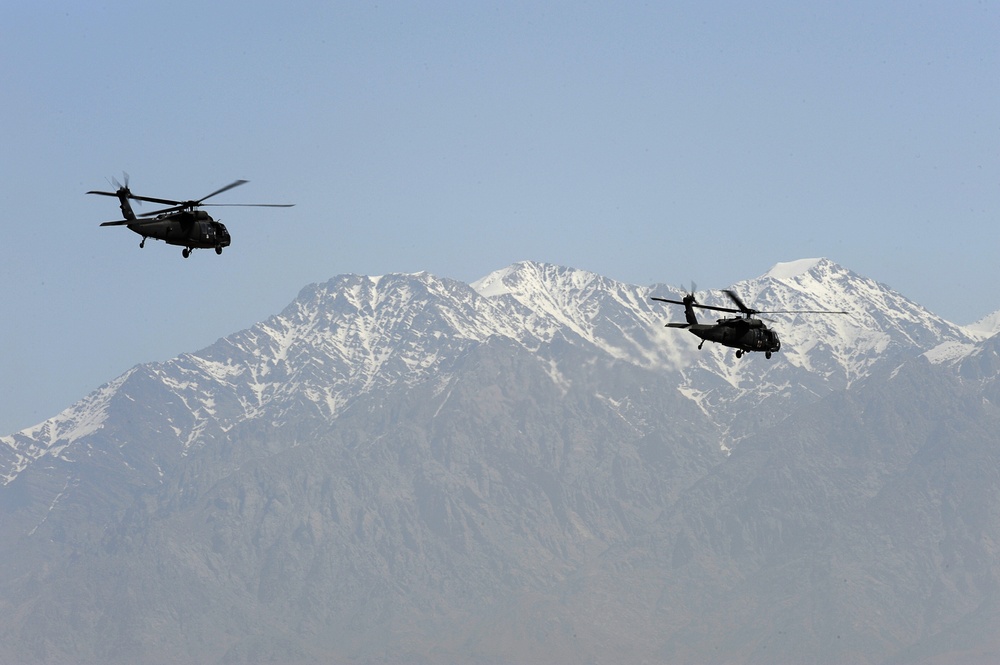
[[89, 176, 293, 258], [652, 288, 847, 359]]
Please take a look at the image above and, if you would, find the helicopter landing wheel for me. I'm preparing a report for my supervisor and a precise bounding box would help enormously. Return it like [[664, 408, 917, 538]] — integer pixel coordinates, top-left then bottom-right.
[[766, 351, 772, 359], [215, 246, 223, 255], [735, 350, 743, 359], [182, 248, 191, 258], [139, 238, 146, 249]]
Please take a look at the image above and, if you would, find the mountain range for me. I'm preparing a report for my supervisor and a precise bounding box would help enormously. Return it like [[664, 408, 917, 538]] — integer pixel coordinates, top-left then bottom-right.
[[2, 258, 999, 664]]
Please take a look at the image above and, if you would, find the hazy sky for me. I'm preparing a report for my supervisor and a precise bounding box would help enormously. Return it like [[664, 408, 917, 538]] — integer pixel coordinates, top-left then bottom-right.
[[2, 1, 998, 434]]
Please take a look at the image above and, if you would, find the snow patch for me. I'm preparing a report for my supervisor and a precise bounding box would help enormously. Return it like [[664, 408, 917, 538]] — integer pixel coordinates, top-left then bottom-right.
[[925, 340, 978, 365], [766, 258, 823, 280], [545, 359, 570, 395], [678, 385, 711, 418], [471, 265, 517, 298], [964, 310, 1000, 341], [28, 478, 70, 536]]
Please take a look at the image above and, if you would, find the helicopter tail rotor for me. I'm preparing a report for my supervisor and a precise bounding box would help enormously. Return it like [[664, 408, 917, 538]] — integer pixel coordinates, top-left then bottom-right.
[[652, 284, 701, 327], [106, 172, 133, 199]]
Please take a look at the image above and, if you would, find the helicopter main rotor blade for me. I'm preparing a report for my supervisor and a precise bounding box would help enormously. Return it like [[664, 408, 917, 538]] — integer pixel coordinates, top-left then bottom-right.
[[758, 308, 850, 315], [128, 180, 252, 211], [688, 302, 743, 314], [199, 203, 295, 208], [722, 289, 848, 316], [651, 297, 742, 314], [723, 289, 756, 314], [99, 220, 129, 226], [121, 181, 250, 208], [137, 202, 295, 217], [650, 297, 687, 306], [87, 187, 183, 207], [197, 179, 249, 204], [128, 193, 187, 206]]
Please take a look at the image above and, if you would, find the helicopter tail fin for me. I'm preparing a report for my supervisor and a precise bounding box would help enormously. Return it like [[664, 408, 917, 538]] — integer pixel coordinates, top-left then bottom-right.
[[114, 186, 137, 222], [88, 173, 139, 223], [682, 294, 699, 326], [105, 174, 137, 222], [88, 175, 138, 222]]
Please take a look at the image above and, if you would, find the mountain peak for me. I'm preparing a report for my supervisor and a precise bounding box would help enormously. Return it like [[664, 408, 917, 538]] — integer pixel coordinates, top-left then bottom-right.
[[471, 261, 603, 299], [470, 264, 519, 297], [963, 309, 1000, 340], [764, 257, 827, 280]]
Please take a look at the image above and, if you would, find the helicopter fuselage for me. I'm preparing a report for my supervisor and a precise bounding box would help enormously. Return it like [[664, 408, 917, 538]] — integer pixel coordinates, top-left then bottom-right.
[[680, 317, 781, 357], [125, 210, 231, 251]]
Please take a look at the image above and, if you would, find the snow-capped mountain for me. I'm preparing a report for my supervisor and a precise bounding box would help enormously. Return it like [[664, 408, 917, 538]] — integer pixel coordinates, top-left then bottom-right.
[[688, 258, 981, 433], [2, 258, 1000, 665], [1, 258, 983, 482], [480, 258, 983, 436]]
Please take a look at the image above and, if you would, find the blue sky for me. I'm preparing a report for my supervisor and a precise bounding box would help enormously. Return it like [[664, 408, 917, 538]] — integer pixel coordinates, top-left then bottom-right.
[[2, 1, 998, 434]]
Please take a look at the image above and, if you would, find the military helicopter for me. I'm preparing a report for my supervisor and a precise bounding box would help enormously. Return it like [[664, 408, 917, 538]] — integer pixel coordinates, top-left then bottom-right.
[[652, 287, 847, 359], [89, 176, 293, 258]]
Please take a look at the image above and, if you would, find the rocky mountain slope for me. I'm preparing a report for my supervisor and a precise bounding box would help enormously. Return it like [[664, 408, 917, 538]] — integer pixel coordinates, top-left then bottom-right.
[[1, 259, 998, 664]]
